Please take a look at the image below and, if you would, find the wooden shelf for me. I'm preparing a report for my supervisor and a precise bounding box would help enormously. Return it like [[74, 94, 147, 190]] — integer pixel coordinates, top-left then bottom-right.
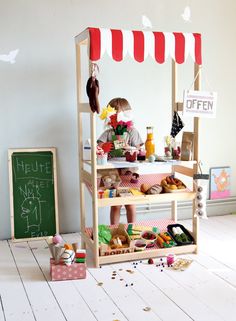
[[83, 219, 196, 265], [97, 191, 195, 207], [98, 244, 197, 265], [84, 159, 197, 170]]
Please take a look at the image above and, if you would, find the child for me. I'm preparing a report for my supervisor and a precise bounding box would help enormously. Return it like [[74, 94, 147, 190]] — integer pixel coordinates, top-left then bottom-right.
[[97, 97, 143, 225]]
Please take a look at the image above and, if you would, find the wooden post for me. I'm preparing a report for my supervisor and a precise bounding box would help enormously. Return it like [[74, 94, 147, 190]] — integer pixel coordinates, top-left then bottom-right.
[[76, 42, 86, 249], [171, 59, 178, 222], [192, 63, 201, 253], [90, 112, 99, 267], [172, 59, 177, 114]]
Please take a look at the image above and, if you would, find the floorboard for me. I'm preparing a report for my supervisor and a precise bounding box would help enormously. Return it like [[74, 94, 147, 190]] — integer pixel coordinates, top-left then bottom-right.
[[1, 215, 236, 321], [62, 233, 128, 320], [28, 240, 97, 321], [9, 241, 66, 321], [0, 241, 35, 321], [0, 295, 6, 321], [111, 261, 193, 321]]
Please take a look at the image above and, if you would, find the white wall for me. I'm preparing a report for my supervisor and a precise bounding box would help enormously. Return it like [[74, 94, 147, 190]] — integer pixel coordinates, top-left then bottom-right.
[[1, 0, 236, 239]]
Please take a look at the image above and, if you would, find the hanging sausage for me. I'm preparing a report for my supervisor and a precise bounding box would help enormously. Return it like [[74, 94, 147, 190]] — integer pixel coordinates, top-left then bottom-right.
[[86, 63, 100, 113]]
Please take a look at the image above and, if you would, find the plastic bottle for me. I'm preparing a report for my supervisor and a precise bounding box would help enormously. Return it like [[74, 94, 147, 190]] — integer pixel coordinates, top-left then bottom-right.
[[145, 126, 155, 159]]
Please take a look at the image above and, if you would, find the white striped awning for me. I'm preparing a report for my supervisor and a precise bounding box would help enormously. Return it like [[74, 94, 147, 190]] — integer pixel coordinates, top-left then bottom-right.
[[87, 27, 202, 65]]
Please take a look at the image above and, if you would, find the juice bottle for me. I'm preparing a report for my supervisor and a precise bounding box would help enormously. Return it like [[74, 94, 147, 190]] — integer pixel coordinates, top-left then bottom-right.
[[145, 126, 155, 158]]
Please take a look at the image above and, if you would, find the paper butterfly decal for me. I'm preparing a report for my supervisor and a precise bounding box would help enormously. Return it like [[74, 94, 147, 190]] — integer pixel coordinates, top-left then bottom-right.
[[0, 49, 19, 64], [181, 6, 191, 22], [142, 15, 152, 29]]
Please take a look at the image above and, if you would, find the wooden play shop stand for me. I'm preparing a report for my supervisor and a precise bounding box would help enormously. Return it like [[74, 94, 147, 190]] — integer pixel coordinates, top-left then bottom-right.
[[75, 27, 202, 267]]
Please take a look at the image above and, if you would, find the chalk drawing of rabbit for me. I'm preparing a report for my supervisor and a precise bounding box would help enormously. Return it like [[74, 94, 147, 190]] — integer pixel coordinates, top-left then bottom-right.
[[21, 189, 44, 233]]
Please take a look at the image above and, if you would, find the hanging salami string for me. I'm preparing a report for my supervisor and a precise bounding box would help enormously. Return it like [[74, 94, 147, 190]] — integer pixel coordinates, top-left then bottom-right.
[[86, 63, 100, 113]]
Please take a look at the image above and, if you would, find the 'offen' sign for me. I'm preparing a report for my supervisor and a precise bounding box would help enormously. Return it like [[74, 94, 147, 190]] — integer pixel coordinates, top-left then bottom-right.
[[183, 90, 217, 118]]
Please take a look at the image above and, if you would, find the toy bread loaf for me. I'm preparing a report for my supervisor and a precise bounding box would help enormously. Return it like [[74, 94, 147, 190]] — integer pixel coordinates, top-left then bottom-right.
[[140, 183, 151, 193], [161, 176, 186, 190], [146, 184, 162, 195], [110, 234, 127, 249]]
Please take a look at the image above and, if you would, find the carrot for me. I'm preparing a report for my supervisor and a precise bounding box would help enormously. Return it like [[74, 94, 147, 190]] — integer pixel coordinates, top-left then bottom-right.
[[156, 235, 165, 248], [159, 232, 172, 242]]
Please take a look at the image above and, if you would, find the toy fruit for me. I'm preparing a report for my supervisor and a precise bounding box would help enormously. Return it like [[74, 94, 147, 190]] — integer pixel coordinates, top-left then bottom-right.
[[125, 150, 138, 162], [140, 183, 151, 193], [148, 154, 155, 163], [52, 234, 63, 244], [142, 231, 156, 240], [148, 258, 154, 264], [141, 230, 157, 246], [64, 243, 73, 250], [134, 240, 146, 251]]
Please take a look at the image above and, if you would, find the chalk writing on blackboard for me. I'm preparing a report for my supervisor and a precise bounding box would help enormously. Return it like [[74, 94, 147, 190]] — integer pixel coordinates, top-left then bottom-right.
[[8, 149, 59, 241]]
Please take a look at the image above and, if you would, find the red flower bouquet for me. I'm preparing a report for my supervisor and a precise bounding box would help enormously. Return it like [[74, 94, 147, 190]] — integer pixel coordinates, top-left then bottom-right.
[[100, 106, 134, 157]]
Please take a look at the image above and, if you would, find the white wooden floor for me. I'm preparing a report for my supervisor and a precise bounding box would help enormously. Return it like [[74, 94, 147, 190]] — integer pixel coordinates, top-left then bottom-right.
[[1, 215, 236, 321]]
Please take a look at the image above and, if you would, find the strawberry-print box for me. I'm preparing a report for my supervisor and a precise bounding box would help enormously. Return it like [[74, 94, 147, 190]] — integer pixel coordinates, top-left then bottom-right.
[[50, 259, 86, 281]]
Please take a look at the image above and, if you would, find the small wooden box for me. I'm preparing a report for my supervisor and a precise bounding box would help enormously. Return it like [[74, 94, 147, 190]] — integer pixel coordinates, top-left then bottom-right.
[[99, 224, 135, 256], [50, 259, 86, 281]]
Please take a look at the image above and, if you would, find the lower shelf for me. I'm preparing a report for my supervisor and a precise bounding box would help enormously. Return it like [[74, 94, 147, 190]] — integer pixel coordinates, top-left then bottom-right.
[[98, 244, 197, 265], [83, 219, 197, 266], [97, 192, 195, 207]]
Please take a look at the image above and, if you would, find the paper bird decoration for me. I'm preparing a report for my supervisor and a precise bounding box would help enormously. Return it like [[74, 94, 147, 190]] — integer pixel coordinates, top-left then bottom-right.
[[181, 6, 191, 22], [142, 15, 152, 29], [0, 49, 19, 64]]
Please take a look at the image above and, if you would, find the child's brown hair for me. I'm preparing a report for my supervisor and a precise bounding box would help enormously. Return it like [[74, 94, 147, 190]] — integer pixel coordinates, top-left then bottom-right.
[[108, 98, 131, 112]]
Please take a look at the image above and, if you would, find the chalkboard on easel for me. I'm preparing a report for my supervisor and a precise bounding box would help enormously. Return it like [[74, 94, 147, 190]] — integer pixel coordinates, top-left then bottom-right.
[[8, 148, 59, 241]]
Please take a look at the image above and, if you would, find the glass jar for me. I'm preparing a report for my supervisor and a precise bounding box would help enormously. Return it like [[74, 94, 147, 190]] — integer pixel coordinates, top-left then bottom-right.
[[145, 126, 155, 159]]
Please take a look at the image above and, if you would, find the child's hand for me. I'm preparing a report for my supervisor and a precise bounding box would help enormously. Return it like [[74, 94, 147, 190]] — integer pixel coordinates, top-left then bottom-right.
[[123, 143, 132, 150]]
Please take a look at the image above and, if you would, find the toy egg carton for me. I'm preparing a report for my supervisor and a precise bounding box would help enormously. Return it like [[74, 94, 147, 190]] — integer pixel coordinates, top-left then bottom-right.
[[98, 169, 121, 189]]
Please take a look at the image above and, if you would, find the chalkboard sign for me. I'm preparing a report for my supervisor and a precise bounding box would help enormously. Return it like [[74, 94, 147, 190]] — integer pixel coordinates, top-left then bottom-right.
[[8, 148, 59, 241]]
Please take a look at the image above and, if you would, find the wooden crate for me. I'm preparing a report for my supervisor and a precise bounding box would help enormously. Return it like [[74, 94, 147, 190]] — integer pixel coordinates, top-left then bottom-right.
[[99, 224, 135, 256]]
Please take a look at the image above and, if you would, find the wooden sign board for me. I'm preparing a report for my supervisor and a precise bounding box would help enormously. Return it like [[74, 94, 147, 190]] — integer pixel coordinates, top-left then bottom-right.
[[8, 148, 59, 241], [183, 90, 217, 118]]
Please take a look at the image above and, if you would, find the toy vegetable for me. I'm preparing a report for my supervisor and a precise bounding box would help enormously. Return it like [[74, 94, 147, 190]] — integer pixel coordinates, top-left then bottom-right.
[[98, 225, 112, 244]]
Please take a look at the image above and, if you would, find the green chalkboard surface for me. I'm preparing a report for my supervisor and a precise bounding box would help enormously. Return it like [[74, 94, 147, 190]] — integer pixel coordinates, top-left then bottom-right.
[[8, 148, 59, 241]]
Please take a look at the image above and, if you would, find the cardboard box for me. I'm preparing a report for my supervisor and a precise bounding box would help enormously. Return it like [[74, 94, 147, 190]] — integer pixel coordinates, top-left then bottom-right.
[[98, 169, 121, 189], [50, 259, 86, 281]]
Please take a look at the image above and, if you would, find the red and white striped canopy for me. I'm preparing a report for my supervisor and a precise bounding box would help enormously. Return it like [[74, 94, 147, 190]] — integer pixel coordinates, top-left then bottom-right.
[[88, 27, 202, 65]]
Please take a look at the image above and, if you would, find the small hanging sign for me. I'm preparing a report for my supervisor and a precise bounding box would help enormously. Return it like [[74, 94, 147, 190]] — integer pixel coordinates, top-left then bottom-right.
[[183, 90, 217, 118]]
